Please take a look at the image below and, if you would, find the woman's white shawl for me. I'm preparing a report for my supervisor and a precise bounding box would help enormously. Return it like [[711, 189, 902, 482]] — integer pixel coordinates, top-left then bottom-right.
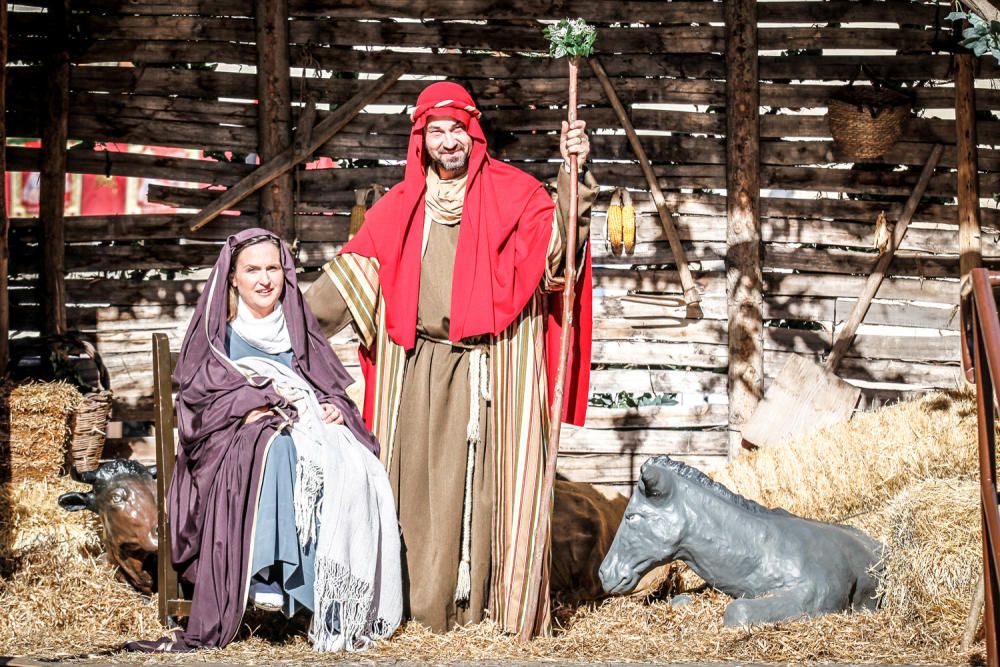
[[233, 356, 402, 652]]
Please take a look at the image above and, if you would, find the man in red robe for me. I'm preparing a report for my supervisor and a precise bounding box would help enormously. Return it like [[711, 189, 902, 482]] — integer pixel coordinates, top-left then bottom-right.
[[306, 81, 596, 635]]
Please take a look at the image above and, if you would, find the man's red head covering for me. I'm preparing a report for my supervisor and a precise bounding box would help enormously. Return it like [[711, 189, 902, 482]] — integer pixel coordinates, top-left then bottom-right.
[[342, 81, 592, 425], [411, 80, 481, 128]]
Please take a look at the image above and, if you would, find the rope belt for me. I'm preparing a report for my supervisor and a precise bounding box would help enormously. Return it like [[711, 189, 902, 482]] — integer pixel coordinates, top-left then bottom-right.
[[454, 347, 491, 604], [415, 332, 482, 350]]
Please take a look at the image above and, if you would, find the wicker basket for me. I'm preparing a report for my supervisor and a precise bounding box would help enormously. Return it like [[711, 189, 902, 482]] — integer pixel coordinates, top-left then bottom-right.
[[827, 86, 911, 160], [69, 389, 113, 473]]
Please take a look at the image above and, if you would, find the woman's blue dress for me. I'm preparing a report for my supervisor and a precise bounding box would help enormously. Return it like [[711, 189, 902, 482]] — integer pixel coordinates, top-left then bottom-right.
[[226, 327, 315, 617]]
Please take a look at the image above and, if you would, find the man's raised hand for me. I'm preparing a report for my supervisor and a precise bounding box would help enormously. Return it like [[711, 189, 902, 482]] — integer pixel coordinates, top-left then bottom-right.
[[560, 119, 590, 166]]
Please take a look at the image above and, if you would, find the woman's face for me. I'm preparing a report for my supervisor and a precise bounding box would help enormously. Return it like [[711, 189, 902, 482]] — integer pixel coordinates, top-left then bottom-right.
[[231, 241, 284, 318]]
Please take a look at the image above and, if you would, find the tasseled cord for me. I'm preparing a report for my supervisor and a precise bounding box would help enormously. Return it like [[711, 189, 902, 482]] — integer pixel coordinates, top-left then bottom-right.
[[455, 348, 491, 604]]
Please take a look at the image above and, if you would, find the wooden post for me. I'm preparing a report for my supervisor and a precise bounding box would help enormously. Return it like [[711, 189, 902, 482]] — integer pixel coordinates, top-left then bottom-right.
[[0, 0, 9, 372], [39, 0, 70, 335], [956, 53, 982, 279], [255, 0, 294, 239], [724, 0, 762, 459]]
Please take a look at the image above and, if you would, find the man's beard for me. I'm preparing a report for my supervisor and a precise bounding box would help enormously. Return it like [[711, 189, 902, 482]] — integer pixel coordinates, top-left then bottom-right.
[[432, 150, 469, 173]]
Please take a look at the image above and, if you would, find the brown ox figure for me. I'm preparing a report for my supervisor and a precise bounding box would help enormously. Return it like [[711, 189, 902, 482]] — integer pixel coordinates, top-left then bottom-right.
[[551, 480, 673, 603], [58, 459, 159, 595]]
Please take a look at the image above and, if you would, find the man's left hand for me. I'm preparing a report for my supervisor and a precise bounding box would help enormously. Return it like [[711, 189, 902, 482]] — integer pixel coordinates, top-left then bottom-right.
[[560, 119, 590, 166], [319, 403, 345, 425]]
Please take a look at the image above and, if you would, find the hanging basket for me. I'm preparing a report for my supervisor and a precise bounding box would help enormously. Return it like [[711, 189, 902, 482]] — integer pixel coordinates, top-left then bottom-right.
[[827, 85, 911, 160], [69, 389, 113, 474]]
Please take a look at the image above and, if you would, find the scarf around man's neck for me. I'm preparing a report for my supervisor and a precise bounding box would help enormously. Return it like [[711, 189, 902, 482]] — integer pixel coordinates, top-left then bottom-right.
[[425, 167, 467, 226]]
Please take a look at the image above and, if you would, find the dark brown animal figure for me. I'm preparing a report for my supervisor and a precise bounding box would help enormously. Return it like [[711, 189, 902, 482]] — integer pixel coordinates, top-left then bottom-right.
[[551, 480, 672, 603], [58, 459, 159, 595]]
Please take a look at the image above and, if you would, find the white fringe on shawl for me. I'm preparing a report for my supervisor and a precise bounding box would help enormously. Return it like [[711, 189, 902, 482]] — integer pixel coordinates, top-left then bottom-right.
[[232, 356, 402, 652]]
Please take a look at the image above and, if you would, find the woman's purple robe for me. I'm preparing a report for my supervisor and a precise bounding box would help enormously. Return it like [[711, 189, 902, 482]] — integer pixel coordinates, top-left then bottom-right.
[[163, 228, 377, 650]]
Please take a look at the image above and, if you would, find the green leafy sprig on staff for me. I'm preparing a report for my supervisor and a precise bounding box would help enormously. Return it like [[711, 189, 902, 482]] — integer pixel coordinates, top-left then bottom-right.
[[544, 18, 597, 58]]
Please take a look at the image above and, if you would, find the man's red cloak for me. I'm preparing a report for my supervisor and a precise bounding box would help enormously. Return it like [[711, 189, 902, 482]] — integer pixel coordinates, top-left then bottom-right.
[[341, 81, 591, 426]]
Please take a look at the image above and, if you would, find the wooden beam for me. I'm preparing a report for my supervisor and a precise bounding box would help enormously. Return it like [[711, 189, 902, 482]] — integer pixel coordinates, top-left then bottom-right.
[[956, 53, 982, 279], [589, 56, 700, 305], [39, 0, 70, 335], [254, 0, 294, 239], [0, 0, 8, 371], [725, 0, 762, 459], [189, 63, 409, 231], [824, 144, 944, 373], [962, 0, 1000, 24]]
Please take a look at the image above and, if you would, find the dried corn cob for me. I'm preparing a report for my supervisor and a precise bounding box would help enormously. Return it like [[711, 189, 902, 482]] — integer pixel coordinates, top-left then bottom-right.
[[621, 189, 635, 253], [607, 187, 624, 254], [349, 187, 369, 240]]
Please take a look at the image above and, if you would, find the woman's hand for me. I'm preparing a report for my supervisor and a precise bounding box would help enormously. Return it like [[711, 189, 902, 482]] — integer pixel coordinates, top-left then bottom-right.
[[244, 406, 275, 424], [319, 403, 345, 425]]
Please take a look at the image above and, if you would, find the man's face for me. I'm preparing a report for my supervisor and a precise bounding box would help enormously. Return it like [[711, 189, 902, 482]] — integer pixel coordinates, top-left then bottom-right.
[[424, 116, 472, 174]]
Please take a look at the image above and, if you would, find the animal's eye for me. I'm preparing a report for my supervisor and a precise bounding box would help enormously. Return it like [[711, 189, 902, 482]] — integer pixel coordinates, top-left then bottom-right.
[[110, 489, 127, 504], [625, 513, 640, 523]]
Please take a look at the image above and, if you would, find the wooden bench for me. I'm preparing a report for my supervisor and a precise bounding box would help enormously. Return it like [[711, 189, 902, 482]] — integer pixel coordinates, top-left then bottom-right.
[[152, 332, 191, 627]]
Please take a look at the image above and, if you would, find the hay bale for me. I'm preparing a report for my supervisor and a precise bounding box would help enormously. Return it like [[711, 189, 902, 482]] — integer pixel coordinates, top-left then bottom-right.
[[0, 477, 102, 563], [2, 381, 82, 482], [876, 478, 980, 632], [712, 388, 977, 522]]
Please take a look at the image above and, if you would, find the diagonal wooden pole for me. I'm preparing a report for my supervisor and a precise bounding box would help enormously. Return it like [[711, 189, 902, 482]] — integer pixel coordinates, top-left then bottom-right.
[[520, 54, 582, 644], [824, 143, 943, 372], [589, 55, 700, 306], [190, 63, 409, 231]]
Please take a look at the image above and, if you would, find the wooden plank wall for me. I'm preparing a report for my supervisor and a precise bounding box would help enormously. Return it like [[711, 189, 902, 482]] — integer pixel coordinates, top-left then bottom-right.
[[5, 0, 999, 490]]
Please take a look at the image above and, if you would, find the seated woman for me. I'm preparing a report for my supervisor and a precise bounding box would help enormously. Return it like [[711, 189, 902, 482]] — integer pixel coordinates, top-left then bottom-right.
[[127, 228, 401, 653]]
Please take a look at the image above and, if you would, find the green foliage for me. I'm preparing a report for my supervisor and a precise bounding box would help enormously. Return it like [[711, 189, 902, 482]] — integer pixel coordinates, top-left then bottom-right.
[[543, 18, 597, 59], [946, 7, 1000, 64], [589, 391, 678, 409]]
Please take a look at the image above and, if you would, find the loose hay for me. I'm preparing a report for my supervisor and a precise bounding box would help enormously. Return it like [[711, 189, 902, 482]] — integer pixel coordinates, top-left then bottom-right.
[[2, 381, 82, 481], [0, 476, 162, 658], [3, 389, 986, 664]]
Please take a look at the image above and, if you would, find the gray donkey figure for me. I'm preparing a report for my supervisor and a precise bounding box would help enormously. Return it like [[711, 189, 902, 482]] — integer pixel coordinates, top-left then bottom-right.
[[599, 456, 883, 626]]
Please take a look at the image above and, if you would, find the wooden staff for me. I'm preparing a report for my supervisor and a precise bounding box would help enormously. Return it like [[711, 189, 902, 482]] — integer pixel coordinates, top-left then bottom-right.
[[520, 36, 588, 641]]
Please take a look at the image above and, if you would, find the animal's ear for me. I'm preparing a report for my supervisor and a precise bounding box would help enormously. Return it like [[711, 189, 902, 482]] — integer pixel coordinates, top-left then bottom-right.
[[639, 460, 674, 498], [58, 491, 96, 513], [77, 468, 97, 485], [146, 465, 158, 479]]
